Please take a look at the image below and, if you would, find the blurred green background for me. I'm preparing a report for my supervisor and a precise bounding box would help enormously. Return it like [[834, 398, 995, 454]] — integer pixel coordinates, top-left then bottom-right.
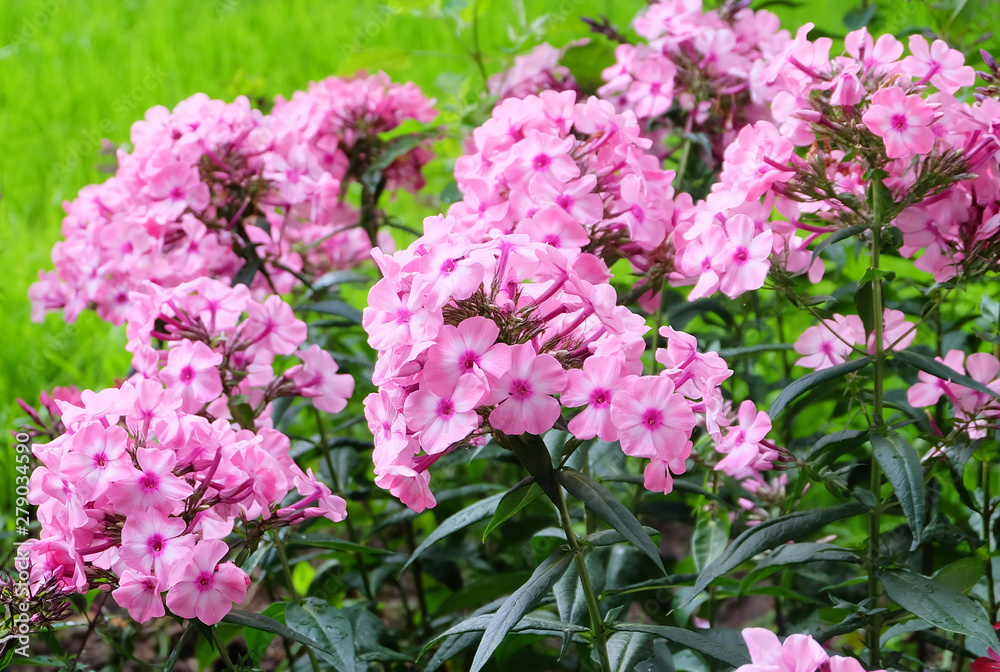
[[1, 0, 996, 512]]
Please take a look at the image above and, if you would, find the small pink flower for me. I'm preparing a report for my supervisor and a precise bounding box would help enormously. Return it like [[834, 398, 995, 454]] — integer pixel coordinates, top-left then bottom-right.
[[488, 344, 567, 435], [562, 355, 623, 442], [421, 317, 511, 396], [245, 295, 308, 356], [165, 539, 249, 625], [862, 87, 935, 159], [159, 340, 223, 412], [60, 422, 132, 500], [719, 214, 773, 298], [119, 508, 193, 578], [794, 315, 863, 370], [901, 35, 975, 94], [715, 401, 774, 476], [112, 570, 165, 623], [111, 448, 193, 514], [288, 344, 355, 414], [404, 375, 485, 454], [610, 376, 696, 460]]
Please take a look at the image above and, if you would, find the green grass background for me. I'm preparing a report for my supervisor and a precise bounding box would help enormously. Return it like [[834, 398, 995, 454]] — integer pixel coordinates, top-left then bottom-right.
[[1, 0, 994, 520]]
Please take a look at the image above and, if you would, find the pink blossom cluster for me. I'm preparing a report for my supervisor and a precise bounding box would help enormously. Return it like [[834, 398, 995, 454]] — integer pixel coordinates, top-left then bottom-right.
[[361, 212, 775, 511], [793, 309, 916, 371], [736, 628, 880, 672], [124, 277, 354, 426], [26, 380, 347, 625], [30, 73, 437, 325], [908, 350, 1000, 438], [688, 26, 1000, 296], [598, 0, 790, 159], [487, 42, 581, 101], [445, 90, 680, 304]]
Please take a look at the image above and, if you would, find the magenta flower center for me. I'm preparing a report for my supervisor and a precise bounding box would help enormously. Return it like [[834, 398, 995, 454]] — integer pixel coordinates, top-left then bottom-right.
[[511, 379, 532, 399], [179, 366, 195, 383], [147, 534, 164, 554], [890, 113, 908, 132], [533, 153, 551, 170], [642, 408, 663, 429], [437, 398, 455, 417]]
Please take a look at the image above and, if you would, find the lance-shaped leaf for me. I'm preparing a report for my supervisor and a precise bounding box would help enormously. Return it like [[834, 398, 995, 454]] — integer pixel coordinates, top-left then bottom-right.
[[810, 222, 870, 264], [287, 534, 391, 555], [681, 502, 867, 606], [880, 568, 1000, 651], [470, 550, 575, 672], [223, 608, 333, 660], [870, 430, 925, 549], [483, 479, 544, 541], [285, 599, 357, 672], [558, 468, 665, 573], [401, 491, 505, 573], [611, 624, 750, 667], [605, 631, 655, 672], [769, 357, 871, 418], [894, 349, 1000, 401]]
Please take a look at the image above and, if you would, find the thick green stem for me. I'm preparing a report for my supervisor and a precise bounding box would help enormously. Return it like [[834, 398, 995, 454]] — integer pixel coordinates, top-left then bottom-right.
[[555, 485, 611, 672], [867, 182, 887, 669], [212, 627, 237, 672]]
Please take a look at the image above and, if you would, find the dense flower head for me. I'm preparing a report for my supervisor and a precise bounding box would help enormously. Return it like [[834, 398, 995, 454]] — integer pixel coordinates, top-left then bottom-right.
[[487, 42, 581, 101], [26, 380, 347, 624], [29, 73, 437, 325], [445, 90, 685, 308], [124, 277, 353, 426], [684, 24, 1000, 297], [599, 0, 791, 160], [363, 215, 771, 508]]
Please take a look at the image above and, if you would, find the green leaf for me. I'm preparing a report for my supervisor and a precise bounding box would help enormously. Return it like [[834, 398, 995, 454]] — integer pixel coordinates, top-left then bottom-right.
[[854, 281, 876, 340], [894, 349, 1000, 401], [286, 534, 391, 555], [483, 480, 543, 541], [769, 357, 871, 418], [611, 624, 750, 667], [584, 527, 661, 548], [933, 557, 987, 595], [681, 502, 867, 606], [162, 627, 196, 672], [469, 551, 575, 672], [870, 430, 925, 549], [741, 543, 859, 591], [857, 267, 895, 285], [495, 432, 560, 503], [401, 491, 505, 572], [434, 571, 533, 617], [879, 568, 1000, 651], [365, 129, 440, 177], [222, 608, 329, 656], [981, 295, 1000, 324], [810, 222, 869, 264], [299, 299, 363, 324], [605, 631, 655, 672], [244, 603, 286, 665], [285, 598, 357, 672], [557, 468, 666, 573], [692, 516, 729, 574]]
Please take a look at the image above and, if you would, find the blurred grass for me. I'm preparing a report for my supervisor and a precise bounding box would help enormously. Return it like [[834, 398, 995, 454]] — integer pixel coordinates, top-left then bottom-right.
[[1, 0, 996, 525]]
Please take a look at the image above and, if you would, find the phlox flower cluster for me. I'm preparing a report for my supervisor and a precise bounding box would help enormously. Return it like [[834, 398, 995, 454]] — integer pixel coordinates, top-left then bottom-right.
[[907, 350, 1000, 438], [30, 73, 437, 325], [26, 380, 347, 625], [598, 0, 791, 160], [735, 628, 881, 672], [793, 309, 916, 371], [689, 25, 1000, 297], [487, 42, 581, 101], [124, 277, 354, 426], [445, 90, 681, 310], [362, 212, 776, 511]]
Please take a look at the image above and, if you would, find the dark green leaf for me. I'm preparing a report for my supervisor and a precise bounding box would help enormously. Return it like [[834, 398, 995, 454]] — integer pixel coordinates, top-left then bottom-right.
[[286, 534, 391, 555], [401, 492, 505, 572], [611, 624, 750, 667], [810, 222, 869, 264], [681, 502, 867, 606], [495, 432, 560, 503], [606, 631, 655, 672], [469, 551, 575, 672], [299, 299, 363, 324], [894, 349, 1000, 401], [285, 598, 357, 672], [484, 480, 544, 541], [222, 608, 329, 656], [880, 569, 1000, 651], [162, 627, 196, 672], [769, 357, 871, 418], [870, 430, 925, 549], [233, 254, 263, 287], [558, 468, 665, 573], [716, 343, 795, 358], [584, 526, 661, 548]]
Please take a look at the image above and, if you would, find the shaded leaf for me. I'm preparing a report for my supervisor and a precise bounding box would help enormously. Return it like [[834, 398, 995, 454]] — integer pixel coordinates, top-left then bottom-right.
[[287, 534, 391, 556], [469, 551, 575, 672], [484, 480, 544, 541], [769, 357, 871, 418], [401, 492, 505, 572], [880, 569, 1000, 651], [558, 468, 665, 573], [285, 598, 357, 672], [894, 349, 1000, 400], [611, 624, 749, 667], [870, 430, 925, 549], [606, 631, 655, 672]]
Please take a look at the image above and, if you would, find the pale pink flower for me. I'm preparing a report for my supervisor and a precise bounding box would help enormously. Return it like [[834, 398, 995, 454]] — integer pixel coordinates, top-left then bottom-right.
[[421, 317, 511, 396], [60, 423, 132, 500], [287, 344, 355, 414], [111, 448, 193, 514], [862, 87, 935, 159], [718, 214, 773, 298], [159, 340, 223, 412], [715, 401, 774, 475], [112, 570, 165, 623], [562, 355, 624, 442], [901, 35, 975, 94], [488, 344, 567, 435], [119, 508, 193, 578], [610, 376, 696, 459], [404, 375, 485, 454], [165, 539, 249, 625]]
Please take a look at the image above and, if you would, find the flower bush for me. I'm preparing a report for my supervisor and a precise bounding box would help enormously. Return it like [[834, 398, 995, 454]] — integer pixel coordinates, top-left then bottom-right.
[[8, 1, 1000, 671]]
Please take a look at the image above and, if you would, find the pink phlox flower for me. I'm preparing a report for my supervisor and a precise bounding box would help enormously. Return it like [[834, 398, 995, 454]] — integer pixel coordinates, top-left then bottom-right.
[[610, 376, 696, 461], [111, 448, 193, 515], [112, 570, 166, 623], [862, 86, 935, 159], [718, 214, 773, 298], [244, 295, 308, 356], [562, 355, 625, 441], [60, 422, 132, 501], [288, 344, 355, 414], [488, 344, 567, 435], [901, 35, 975, 94], [793, 314, 863, 370], [159, 340, 224, 412], [421, 317, 512, 396], [907, 349, 966, 407], [715, 401, 775, 476], [119, 508, 192, 578], [165, 539, 249, 625], [404, 374, 486, 454]]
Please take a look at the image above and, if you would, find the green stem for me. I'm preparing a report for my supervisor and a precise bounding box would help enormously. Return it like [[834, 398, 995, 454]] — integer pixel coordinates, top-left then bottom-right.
[[985, 460, 997, 622], [212, 627, 237, 672], [555, 485, 611, 671], [867, 181, 887, 670], [272, 529, 300, 601]]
